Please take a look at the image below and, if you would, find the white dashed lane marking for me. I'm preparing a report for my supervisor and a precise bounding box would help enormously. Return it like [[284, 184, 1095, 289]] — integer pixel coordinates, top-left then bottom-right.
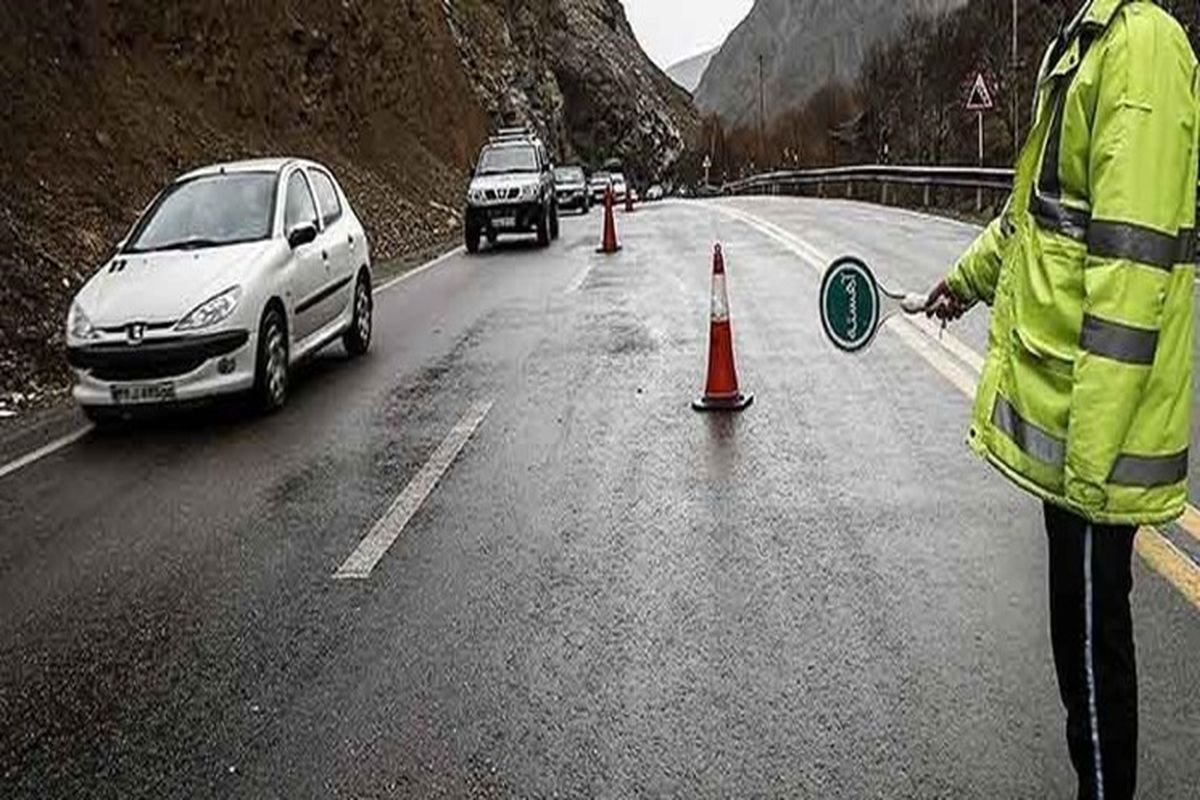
[[333, 399, 493, 580]]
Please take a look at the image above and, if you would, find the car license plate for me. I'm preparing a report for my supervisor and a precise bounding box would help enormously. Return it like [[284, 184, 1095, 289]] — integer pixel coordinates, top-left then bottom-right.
[[110, 382, 176, 405], [493, 216, 517, 229]]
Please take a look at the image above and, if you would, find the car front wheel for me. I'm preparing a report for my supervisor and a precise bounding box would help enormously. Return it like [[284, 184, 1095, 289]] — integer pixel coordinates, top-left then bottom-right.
[[253, 306, 289, 412], [343, 272, 372, 357]]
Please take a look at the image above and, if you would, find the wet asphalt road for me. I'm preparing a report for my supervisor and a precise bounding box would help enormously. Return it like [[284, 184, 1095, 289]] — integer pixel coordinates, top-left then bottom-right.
[[1, 197, 1198, 798]]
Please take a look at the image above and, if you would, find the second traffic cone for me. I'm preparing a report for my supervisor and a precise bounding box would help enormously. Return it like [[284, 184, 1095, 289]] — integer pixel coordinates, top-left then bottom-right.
[[597, 186, 621, 254], [693, 244, 753, 412], [624, 187, 635, 213]]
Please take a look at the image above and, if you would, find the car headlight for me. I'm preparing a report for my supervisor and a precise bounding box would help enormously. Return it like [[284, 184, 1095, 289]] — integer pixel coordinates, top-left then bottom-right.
[[468, 188, 486, 204], [176, 286, 241, 331], [519, 184, 540, 201], [68, 303, 99, 341]]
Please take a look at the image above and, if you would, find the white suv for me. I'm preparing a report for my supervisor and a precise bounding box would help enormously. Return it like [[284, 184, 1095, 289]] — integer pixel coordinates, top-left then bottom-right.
[[464, 128, 559, 252], [66, 158, 373, 421]]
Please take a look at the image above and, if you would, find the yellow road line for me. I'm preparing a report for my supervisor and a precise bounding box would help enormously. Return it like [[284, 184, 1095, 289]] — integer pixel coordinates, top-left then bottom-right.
[[1136, 528, 1200, 612], [1177, 505, 1200, 544], [716, 199, 1200, 611]]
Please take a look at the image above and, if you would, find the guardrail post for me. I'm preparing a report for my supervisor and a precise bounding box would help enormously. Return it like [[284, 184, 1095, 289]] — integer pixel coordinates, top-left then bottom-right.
[[881, 182, 889, 206], [846, 181, 853, 200], [923, 184, 931, 208]]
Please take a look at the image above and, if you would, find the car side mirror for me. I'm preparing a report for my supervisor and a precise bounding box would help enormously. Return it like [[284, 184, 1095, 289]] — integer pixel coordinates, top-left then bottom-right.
[[287, 222, 317, 249]]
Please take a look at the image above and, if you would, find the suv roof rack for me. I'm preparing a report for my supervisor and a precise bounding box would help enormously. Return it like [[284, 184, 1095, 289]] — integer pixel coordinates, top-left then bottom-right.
[[489, 126, 538, 144]]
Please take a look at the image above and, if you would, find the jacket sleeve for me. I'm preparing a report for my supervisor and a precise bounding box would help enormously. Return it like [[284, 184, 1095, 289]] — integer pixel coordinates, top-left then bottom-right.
[[945, 209, 1010, 306], [1064, 10, 1198, 510]]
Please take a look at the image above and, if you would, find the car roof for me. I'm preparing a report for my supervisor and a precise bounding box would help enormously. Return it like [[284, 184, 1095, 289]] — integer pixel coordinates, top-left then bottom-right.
[[176, 157, 330, 182]]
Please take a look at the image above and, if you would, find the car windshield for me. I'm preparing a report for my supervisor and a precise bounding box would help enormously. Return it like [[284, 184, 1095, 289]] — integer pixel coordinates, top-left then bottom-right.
[[590, 173, 610, 185], [125, 172, 277, 253], [477, 146, 539, 176], [554, 167, 585, 184]]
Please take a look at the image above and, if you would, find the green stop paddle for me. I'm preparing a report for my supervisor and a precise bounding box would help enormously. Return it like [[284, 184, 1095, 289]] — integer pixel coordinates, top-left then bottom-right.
[[819, 256, 928, 353]]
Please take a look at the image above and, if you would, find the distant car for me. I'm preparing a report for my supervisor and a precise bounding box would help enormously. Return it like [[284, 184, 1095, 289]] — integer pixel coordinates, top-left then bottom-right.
[[554, 165, 590, 213], [646, 184, 664, 202], [589, 172, 613, 203], [611, 173, 628, 202], [464, 128, 559, 253], [66, 158, 374, 421]]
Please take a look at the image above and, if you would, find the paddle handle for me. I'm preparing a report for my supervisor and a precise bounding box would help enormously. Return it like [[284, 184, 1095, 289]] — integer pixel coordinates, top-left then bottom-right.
[[899, 292, 928, 315]]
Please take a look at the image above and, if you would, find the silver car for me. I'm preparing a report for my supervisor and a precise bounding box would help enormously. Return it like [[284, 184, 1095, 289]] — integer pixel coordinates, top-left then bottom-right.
[[66, 158, 373, 421]]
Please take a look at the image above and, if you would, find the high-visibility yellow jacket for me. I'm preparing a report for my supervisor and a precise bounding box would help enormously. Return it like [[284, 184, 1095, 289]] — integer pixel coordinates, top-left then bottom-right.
[[947, 0, 1200, 525]]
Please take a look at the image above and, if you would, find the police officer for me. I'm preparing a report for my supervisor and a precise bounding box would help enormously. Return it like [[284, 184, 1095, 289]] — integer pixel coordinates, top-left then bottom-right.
[[926, 1, 1198, 797]]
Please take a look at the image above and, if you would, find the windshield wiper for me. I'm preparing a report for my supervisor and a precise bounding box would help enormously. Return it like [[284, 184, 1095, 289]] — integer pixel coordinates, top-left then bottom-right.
[[130, 237, 227, 253], [480, 168, 536, 176]]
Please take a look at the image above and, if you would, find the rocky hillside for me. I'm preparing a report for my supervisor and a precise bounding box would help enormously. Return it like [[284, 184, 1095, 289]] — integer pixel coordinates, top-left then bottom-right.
[[667, 48, 718, 94], [0, 0, 698, 410], [446, 0, 698, 183], [695, 0, 965, 129]]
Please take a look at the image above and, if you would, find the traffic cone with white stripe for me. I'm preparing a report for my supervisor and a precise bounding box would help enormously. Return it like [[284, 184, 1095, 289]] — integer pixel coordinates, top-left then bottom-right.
[[597, 186, 621, 254], [693, 244, 753, 412]]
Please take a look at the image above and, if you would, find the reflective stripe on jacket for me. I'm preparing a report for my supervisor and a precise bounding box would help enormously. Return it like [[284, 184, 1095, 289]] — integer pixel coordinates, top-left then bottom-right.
[[947, 0, 1200, 525]]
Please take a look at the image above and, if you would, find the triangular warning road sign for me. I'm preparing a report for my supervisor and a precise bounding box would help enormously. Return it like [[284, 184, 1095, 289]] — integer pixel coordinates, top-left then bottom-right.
[[965, 73, 994, 112]]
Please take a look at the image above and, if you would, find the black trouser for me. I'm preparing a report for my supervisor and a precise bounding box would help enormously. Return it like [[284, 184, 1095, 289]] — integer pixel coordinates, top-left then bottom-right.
[[1044, 503, 1138, 800]]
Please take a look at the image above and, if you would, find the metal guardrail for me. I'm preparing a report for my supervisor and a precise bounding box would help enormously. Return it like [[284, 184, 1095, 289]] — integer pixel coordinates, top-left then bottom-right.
[[722, 164, 1200, 209], [723, 164, 1017, 197]]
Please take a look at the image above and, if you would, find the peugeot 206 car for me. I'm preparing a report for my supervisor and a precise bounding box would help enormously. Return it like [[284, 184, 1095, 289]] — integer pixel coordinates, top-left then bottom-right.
[[66, 158, 374, 422]]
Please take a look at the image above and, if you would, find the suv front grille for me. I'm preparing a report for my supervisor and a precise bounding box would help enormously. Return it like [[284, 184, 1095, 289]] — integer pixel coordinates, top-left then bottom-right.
[[485, 188, 520, 201]]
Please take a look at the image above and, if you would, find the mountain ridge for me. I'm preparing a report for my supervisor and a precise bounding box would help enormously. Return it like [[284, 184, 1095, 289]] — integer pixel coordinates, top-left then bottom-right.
[[695, 0, 966, 129], [666, 47, 718, 93]]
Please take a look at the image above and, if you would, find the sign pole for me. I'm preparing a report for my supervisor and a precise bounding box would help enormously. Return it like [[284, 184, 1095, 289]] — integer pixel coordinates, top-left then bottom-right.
[[977, 110, 984, 212]]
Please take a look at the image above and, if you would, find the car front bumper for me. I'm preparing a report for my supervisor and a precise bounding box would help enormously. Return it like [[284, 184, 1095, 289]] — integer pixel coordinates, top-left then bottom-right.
[[556, 189, 588, 209], [466, 202, 544, 233], [68, 329, 256, 407]]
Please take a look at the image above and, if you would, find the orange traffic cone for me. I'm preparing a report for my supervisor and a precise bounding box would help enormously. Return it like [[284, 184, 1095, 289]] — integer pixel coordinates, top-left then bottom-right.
[[693, 244, 753, 412], [624, 187, 635, 213], [597, 186, 621, 254]]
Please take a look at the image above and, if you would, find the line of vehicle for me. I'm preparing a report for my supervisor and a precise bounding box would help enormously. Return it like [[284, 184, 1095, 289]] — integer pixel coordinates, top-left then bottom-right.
[[333, 399, 493, 580], [713, 200, 1200, 612], [0, 246, 468, 486]]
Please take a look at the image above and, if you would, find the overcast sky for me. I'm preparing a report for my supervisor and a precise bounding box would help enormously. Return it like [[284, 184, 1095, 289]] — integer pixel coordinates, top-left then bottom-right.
[[619, 0, 754, 70]]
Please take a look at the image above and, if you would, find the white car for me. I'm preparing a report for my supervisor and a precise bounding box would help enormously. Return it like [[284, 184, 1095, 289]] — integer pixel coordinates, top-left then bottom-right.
[[66, 158, 373, 421], [611, 173, 628, 202]]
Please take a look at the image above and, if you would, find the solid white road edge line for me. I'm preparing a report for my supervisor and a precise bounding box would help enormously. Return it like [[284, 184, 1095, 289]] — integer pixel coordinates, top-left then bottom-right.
[[0, 425, 94, 482], [333, 399, 494, 580], [0, 246, 466, 484], [374, 245, 466, 296]]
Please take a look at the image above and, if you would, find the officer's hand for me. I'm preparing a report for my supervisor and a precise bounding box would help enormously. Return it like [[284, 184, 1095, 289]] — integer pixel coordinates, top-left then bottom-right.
[[925, 280, 966, 321]]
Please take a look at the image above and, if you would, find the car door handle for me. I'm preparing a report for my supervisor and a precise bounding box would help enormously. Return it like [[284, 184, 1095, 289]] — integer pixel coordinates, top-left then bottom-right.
[[322, 250, 329, 261], [347, 233, 356, 249]]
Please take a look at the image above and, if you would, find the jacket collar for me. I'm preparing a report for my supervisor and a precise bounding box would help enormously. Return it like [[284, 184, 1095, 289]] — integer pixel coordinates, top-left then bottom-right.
[[1040, 0, 1128, 84]]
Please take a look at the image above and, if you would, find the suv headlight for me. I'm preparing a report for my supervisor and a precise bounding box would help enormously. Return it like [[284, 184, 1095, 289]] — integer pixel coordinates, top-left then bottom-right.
[[68, 303, 99, 341], [468, 188, 486, 204], [176, 286, 241, 331], [519, 184, 540, 201]]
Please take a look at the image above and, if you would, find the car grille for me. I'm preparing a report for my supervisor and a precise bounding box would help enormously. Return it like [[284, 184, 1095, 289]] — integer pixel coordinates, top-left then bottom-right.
[[485, 188, 520, 201], [68, 330, 250, 381]]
